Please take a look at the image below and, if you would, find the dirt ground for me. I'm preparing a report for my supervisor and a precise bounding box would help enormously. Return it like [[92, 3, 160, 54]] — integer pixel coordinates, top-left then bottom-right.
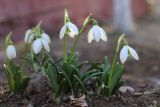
[[0, 18, 160, 107]]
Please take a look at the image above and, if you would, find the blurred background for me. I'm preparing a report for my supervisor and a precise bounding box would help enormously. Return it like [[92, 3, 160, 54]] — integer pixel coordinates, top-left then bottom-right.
[[0, 0, 160, 83]]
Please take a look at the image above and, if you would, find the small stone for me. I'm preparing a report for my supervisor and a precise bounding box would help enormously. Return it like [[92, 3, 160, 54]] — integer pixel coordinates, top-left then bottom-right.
[[119, 86, 135, 93], [27, 103, 34, 107]]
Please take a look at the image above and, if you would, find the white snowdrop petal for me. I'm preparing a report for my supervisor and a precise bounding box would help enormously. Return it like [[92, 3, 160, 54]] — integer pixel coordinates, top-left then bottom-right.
[[25, 29, 34, 43], [59, 25, 67, 39], [100, 28, 107, 41], [88, 29, 94, 43], [6, 45, 16, 59], [32, 39, 42, 54], [92, 25, 101, 42], [42, 33, 51, 44], [41, 39, 50, 52], [67, 22, 79, 35], [128, 46, 139, 60], [120, 46, 128, 64]]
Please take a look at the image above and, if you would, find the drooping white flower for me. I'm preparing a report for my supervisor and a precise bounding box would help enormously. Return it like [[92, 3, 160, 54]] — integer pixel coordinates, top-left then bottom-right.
[[32, 38, 42, 54], [32, 37, 50, 54], [6, 45, 16, 60], [120, 45, 139, 64], [41, 39, 50, 52], [24, 29, 34, 43], [59, 22, 78, 39], [88, 25, 107, 43], [41, 33, 51, 44]]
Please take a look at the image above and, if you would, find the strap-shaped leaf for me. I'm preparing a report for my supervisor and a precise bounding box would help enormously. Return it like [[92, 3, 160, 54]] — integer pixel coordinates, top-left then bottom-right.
[[4, 65, 13, 90], [60, 69, 73, 90], [108, 63, 124, 96], [86, 62, 101, 71], [45, 63, 59, 92], [83, 72, 102, 83], [111, 80, 124, 95], [73, 75, 87, 94], [81, 69, 98, 80], [77, 61, 89, 70], [101, 57, 110, 85], [55, 78, 67, 99], [70, 65, 81, 77]]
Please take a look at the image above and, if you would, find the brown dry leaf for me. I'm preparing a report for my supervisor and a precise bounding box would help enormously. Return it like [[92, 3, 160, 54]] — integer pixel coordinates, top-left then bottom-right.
[[69, 95, 88, 107]]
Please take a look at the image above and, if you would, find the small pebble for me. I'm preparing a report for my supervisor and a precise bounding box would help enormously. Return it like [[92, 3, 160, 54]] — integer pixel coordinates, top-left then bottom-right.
[[119, 86, 135, 93]]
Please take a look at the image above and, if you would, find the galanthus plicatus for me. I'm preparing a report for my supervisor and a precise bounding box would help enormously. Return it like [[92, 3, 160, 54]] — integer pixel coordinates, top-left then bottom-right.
[[120, 45, 139, 64], [6, 45, 16, 60], [4, 32, 30, 93], [3, 9, 141, 100], [88, 25, 107, 43], [5, 32, 16, 60], [59, 21, 78, 39], [32, 36, 50, 54]]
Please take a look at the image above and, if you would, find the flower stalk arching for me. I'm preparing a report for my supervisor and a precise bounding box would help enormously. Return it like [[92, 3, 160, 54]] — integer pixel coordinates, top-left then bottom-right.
[[69, 14, 93, 60], [108, 33, 126, 85]]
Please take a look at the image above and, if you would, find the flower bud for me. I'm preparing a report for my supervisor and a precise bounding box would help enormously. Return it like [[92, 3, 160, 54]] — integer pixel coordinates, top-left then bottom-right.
[[6, 45, 16, 60]]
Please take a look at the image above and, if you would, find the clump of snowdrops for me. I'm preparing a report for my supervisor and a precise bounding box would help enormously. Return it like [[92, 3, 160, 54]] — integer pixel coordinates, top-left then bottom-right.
[[4, 9, 139, 101]]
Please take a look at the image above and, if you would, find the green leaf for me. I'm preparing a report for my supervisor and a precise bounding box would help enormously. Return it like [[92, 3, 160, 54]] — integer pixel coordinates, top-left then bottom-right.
[[77, 61, 89, 70], [62, 63, 74, 77], [104, 85, 110, 97], [111, 80, 124, 95], [108, 63, 124, 96], [60, 69, 73, 90], [55, 78, 67, 99], [4, 64, 13, 90], [81, 69, 98, 80], [45, 62, 58, 92], [54, 58, 63, 64], [70, 65, 81, 77], [73, 75, 87, 94], [83, 72, 102, 83], [87, 62, 101, 71], [101, 56, 110, 85]]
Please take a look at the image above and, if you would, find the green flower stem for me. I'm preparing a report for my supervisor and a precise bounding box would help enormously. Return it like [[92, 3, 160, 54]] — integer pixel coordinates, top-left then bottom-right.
[[70, 26, 84, 55], [20, 44, 28, 79], [69, 17, 93, 60], [63, 34, 67, 62], [108, 34, 125, 85]]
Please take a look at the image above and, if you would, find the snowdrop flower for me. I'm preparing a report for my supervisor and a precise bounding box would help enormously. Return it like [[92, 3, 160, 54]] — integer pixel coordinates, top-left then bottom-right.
[[6, 45, 16, 60], [59, 22, 78, 39], [41, 32, 51, 44], [32, 37, 50, 54], [120, 45, 139, 64], [88, 25, 107, 43], [24, 29, 34, 43]]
